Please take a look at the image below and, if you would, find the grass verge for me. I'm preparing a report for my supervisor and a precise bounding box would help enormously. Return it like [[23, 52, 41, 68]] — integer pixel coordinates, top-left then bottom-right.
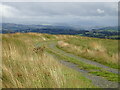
[[57, 38, 119, 69], [46, 46, 118, 82]]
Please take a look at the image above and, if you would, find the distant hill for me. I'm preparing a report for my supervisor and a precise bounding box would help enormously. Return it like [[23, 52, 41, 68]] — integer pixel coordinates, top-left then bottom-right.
[[94, 26, 118, 31], [1, 23, 119, 39], [2, 23, 87, 35]]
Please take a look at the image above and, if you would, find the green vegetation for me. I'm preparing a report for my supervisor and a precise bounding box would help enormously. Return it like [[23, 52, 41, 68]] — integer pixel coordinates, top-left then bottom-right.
[[79, 29, 119, 39], [90, 70, 118, 82], [46, 45, 118, 82], [2, 33, 96, 88], [57, 36, 119, 69], [2, 33, 119, 88]]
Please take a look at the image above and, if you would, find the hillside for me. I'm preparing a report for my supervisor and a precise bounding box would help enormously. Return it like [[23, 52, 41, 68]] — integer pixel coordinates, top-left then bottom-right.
[[2, 23, 119, 39], [2, 23, 86, 35], [2, 33, 96, 88], [2, 33, 119, 88]]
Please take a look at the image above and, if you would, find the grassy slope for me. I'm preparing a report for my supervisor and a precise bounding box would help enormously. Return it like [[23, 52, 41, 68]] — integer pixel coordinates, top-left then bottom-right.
[[2, 33, 95, 88], [46, 45, 118, 82], [56, 35, 119, 69]]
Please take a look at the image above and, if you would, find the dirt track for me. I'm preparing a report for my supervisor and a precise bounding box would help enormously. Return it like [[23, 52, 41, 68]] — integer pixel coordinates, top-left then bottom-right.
[[36, 41, 118, 88]]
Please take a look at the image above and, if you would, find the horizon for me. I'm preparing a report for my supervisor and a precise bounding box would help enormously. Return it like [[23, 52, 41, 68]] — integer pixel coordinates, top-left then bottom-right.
[[1, 22, 118, 31]]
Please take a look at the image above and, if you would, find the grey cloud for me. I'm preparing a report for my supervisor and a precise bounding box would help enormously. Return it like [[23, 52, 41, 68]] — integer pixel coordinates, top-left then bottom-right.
[[2, 2, 118, 26]]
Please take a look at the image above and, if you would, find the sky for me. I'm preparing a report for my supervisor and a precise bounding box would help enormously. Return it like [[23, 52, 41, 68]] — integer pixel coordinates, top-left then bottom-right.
[[0, 2, 118, 26]]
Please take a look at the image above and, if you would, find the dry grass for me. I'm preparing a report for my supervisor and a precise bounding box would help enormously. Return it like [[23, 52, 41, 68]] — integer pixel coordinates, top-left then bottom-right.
[[2, 33, 95, 88], [57, 40, 119, 68], [0, 34, 2, 88], [2, 34, 64, 88], [89, 42, 106, 52], [58, 41, 69, 47]]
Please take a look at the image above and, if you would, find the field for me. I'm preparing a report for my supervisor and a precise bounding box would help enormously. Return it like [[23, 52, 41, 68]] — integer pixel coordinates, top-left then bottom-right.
[[57, 36, 119, 68], [2, 33, 96, 88], [2, 33, 119, 88]]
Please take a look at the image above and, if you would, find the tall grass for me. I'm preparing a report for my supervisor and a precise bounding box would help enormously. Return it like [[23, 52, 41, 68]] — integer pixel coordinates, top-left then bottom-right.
[[2, 33, 95, 88], [0, 34, 2, 88], [57, 36, 119, 68]]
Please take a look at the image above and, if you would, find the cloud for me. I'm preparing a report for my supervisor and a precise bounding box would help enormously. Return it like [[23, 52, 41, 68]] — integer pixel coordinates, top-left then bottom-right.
[[1, 0, 119, 2], [1, 2, 118, 26], [0, 4, 21, 18], [97, 9, 104, 14]]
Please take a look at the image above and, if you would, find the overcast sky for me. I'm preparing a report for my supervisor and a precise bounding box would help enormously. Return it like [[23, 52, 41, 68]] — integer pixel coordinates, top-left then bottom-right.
[[1, 2, 118, 26]]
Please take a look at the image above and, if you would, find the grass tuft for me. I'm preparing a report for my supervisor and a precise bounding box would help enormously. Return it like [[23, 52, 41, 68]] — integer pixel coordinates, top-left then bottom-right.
[[2, 33, 96, 88]]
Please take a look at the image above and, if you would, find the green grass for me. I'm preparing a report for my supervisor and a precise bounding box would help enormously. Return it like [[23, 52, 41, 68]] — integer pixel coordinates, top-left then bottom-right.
[[2, 33, 96, 88], [46, 46, 118, 82], [108, 35, 120, 39], [89, 70, 118, 82], [64, 36, 118, 54], [58, 36, 119, 69], [2, 33, 119, 88], [57, 45, 118, 69], [47, 48, 100, 70]]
